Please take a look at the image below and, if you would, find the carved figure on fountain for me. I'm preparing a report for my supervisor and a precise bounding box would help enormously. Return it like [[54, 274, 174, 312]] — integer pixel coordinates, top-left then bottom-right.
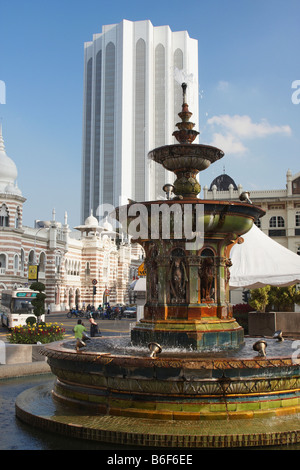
[[199, 251, 216, 302], [169, 249, 188, 304]]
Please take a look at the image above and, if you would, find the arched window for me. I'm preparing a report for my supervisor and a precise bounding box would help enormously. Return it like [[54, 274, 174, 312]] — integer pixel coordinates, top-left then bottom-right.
[[269, 216, 285, 228], [93, 50, 102, 215], [135, 38, 146, 201], [103, 42, 115, 206], [103, 255, 109, 281], [28, 250, 35, 264], [0, 253, 7, 273], [15, 206, 21, 228], [154, 43, 166, 199], [174, 48, 183, 132], [0, 204, 9, 227], [20, 249, 25, 273], [85, 262, 91, 276], [55, 253, 62, 274], [39, 252, 46, 274], [83, 57, 93, 221], [14, 254, 19, 272]]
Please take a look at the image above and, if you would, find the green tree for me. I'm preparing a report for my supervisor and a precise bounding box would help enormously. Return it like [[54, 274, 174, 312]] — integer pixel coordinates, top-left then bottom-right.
[[268, 285, 300, 311], [249, 285, 300, 312], [249, 286, 271, 312], [30, 281, 47, 321]]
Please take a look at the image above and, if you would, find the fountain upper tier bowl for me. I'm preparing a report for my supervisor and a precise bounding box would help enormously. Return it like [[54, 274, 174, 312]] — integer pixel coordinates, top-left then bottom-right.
[[148, 143, 224, 198], [148, 143, 224, 173]]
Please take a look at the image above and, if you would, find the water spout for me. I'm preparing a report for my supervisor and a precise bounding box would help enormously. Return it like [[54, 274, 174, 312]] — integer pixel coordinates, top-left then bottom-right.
[[253, 340, 267, 357], [148, 342, 162, 358]]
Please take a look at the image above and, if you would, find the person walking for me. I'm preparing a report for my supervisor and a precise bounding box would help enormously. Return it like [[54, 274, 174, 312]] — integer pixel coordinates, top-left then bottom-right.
[[73, 319, 87, 339], [89, 314, 100, 337]]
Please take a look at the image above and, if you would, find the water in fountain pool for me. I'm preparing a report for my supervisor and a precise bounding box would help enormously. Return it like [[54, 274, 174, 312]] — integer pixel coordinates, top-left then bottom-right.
[[62, 335, 296, 360]]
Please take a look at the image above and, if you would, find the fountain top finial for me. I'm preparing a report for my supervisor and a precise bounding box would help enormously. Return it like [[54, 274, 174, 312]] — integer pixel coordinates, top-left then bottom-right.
[[182, 82, 187, 104], [149, 81, 224, 199], [172, 82, 199, 144]]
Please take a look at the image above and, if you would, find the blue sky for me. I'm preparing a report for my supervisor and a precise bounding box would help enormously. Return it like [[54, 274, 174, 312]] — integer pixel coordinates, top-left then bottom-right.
[[0, 0, 299, 229]]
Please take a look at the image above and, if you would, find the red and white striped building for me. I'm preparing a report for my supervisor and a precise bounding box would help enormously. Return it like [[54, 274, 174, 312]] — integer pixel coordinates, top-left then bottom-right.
[[0, 126, 143, 311]]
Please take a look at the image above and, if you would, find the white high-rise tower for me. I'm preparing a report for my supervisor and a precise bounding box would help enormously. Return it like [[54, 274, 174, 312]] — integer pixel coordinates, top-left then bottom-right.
[[81, 19, 198, 223]]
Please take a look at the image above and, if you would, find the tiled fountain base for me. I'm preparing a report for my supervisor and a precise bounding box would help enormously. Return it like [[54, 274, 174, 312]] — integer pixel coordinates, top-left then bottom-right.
[[16, 381, 300, 448]]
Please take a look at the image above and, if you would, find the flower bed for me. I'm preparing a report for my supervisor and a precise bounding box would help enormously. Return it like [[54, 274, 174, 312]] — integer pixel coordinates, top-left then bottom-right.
[[8, 322, 65, 344]]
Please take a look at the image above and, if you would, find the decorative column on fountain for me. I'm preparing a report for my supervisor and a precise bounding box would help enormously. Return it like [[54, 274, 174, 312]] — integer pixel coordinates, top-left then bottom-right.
[[115, 83, 264, 351]]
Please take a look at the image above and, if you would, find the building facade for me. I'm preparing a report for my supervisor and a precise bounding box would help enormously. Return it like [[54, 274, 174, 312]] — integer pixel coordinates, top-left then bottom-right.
[[81, 19, 199, 223], [0, 126, 143, 311], [202, 170, 300, 255]]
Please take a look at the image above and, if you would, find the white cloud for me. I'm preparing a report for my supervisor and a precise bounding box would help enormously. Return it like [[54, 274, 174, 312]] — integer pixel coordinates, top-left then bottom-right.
[[210, 132, 247, 155], [207, 114, 292, 139], [207, 114, 292, 156]]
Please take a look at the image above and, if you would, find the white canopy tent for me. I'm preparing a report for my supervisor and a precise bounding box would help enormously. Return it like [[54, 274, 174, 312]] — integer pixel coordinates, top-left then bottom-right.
[[229, 224, 300, 289]]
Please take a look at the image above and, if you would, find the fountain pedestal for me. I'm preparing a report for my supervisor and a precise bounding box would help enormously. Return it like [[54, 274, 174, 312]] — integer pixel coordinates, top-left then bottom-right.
[[119, 198, 263, 351]]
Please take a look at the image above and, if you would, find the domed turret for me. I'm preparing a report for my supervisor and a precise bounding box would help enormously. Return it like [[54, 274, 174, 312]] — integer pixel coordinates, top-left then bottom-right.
[[84, 210, 99, 228], [209, 173, 238, 191], [0, 124, 22, 195]]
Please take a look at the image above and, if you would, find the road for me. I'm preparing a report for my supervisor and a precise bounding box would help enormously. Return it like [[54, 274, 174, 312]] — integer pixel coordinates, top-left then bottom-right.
[[0, 311, 135, 342]]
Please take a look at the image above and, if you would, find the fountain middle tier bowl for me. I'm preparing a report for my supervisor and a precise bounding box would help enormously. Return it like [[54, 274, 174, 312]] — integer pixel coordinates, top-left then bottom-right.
[[148, 143, 224, 172], [116, 199, 265, 240]]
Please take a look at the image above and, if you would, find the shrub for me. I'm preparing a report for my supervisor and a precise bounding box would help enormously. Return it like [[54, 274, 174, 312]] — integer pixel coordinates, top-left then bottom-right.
[[232, 303, 253, 314], [26, 316, 37, 326], [30, 281, 47, 320], [249, 285, 300, 312], [8, 322, 65, 344], [249, 286, 271, 312]]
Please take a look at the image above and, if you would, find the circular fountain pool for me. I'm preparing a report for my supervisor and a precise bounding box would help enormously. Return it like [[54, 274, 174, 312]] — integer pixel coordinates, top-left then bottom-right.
[[15, 335, 300, 448]]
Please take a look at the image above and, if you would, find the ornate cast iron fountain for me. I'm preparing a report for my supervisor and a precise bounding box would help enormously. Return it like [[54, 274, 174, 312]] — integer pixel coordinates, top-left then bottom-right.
[[121, 82, 264, 351], [16, 84, 300, 449]]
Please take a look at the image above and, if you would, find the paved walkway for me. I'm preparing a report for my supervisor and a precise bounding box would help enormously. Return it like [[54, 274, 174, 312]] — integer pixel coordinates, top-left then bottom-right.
[[0, 316, 132, 380], [0, 361, 51, 379]]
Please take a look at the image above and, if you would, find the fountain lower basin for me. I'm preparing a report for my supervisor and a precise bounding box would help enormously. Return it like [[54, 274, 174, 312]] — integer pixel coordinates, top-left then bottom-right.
[[15, 335, 300, 448], [42, 336, 300, 421]]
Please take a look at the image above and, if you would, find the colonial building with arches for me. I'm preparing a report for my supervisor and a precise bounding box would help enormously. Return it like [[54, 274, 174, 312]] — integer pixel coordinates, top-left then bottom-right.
[[0, 125, 143, 311]]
